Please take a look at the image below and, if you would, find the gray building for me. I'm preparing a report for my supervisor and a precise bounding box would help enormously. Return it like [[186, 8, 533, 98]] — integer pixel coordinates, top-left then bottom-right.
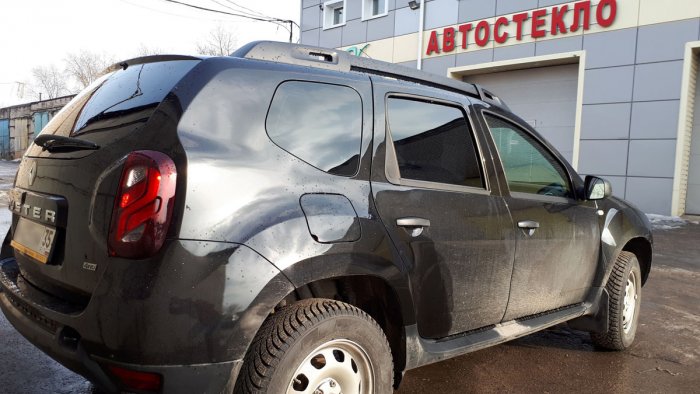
[[0, 96, 74, 159], [300, 0, 700, 216]]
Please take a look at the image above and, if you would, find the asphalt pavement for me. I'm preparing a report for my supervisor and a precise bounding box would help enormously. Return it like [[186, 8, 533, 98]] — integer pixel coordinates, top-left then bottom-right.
[[0, 160, 698, 393]]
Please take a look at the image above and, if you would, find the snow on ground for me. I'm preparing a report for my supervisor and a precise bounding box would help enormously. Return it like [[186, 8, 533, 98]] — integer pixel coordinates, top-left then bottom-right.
[[646, 214, 692, 230], [0, 160, 16, 235]]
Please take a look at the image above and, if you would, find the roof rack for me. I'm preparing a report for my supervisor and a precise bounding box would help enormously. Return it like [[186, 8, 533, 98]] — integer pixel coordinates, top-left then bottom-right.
[[232, 41, 507, 109]]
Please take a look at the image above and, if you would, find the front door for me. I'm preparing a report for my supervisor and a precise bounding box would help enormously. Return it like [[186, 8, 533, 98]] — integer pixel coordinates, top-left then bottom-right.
[[370, 79, 516, 339], [480, 113, 600, 320]]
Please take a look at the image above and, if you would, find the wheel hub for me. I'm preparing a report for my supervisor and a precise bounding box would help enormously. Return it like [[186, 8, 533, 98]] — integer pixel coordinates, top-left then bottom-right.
[[287, 339, 373, 394], [314, 378, 342, 394]]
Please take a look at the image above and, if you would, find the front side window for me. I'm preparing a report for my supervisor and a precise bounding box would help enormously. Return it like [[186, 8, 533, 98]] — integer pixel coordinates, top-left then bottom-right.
[[323, 1, 346, 29], [386, 98, 484, 189], [484, 114, 572, 198], [266, 81, 362, 177]]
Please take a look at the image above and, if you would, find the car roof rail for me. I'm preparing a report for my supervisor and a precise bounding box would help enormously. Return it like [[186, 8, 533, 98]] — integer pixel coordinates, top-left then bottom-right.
[[474, 85, 510, 111], [232, 41, 509, 108]]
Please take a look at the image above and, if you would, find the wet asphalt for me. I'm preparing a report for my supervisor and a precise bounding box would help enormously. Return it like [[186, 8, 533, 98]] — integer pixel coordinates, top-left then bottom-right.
[[0, 160, 697, 393]]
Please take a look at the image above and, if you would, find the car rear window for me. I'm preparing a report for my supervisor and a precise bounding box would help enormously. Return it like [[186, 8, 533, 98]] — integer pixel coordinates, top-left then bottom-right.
[[266, 81, 363, 177], [72, 60, 199, 134]]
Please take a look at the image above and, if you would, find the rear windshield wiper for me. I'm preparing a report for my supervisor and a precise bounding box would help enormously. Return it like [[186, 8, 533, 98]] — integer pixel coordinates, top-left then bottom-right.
[[34, 134, 100, 153]]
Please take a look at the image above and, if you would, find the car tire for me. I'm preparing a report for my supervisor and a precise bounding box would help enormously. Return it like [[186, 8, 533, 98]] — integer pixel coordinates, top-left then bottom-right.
[[591, 251, 642, 350], [234, 298, 394, 394]]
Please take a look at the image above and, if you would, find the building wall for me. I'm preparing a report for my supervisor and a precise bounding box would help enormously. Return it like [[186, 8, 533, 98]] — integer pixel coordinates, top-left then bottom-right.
[[301, 0, 700, 215], [0, 95, 74, 159]]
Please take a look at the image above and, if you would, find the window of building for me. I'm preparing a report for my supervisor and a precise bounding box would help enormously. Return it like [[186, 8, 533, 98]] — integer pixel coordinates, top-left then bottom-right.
[[386, 98, 484, 189], [323, 0, 346, 29], [484, 114, 572, 198], [362, 0, 388, 20], [266, 81, 362, 177]]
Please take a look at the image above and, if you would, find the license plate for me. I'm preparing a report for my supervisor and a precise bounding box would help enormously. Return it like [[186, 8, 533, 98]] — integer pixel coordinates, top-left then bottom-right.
[[10, 217, 57, 264]]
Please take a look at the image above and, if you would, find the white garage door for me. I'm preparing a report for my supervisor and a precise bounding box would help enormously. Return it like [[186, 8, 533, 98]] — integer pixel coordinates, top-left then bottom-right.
[[465, 64, 579, 164], [686, 54, 700, 215]]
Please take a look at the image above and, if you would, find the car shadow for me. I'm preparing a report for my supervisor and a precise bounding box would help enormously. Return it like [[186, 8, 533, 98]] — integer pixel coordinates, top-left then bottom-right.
[[505, 323, 596, 352]]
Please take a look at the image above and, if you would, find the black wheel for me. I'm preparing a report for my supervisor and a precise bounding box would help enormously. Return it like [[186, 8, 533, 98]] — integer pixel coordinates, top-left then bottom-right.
[[234, 298, 394, 394], [591, 251, 642, 350]]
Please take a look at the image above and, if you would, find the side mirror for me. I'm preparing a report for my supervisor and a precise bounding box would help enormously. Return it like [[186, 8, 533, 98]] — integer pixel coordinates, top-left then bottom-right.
[[584, 176, 612, 200]]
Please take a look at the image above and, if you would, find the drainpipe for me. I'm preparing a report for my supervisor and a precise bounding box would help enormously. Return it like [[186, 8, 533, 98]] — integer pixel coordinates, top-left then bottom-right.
[[416, 0, 425, 70]]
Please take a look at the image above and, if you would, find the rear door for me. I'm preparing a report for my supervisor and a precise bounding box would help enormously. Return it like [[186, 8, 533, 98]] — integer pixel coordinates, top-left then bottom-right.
[[479, 111, 600, 320], [369, 77, 516, 339]]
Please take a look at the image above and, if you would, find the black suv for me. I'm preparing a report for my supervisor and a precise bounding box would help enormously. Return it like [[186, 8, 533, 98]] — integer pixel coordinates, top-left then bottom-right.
[[0, 41, 652, 393]]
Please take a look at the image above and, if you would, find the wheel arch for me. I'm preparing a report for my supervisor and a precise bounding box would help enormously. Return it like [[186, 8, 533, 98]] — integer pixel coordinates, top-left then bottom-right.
[[274, 253, 415, 387], [595, 201, 653, 288], [622, 237, 653, 285], [284, 275, 407, 383]]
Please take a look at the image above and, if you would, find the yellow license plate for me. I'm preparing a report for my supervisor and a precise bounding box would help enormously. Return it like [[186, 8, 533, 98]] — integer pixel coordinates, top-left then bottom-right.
[[11, 217, 57, 264]]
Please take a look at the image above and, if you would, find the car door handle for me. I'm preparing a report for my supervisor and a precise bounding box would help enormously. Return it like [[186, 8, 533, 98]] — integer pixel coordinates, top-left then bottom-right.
[[396, 217, 430, 237], [517, 220, 540, 229], [396, 217, 431, 228]]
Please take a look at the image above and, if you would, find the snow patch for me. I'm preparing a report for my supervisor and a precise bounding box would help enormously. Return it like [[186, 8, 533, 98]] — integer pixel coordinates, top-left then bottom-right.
[[646, 214, 687, 230]]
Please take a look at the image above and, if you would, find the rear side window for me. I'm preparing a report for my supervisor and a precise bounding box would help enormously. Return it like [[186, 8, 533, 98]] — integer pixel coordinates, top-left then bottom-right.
[[386, 98, 484, 189], [266, 81, 362, 177], [484, 114, 572, 198]]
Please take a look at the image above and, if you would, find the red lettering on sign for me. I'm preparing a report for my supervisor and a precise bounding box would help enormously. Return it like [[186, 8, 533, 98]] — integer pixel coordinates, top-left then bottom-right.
[[570, 1, 591, 32], [551, 5, 568, 35], [494, 17, 509, 44], [512, 12, 529, 41], [426, 30, 440, 55], [475, 20, 490, 47], [442, 27, 455, 52], [531, 9, 547, 38], [443, 27, 456, 52], [458, 23, 473, 49], [596, 0, 617, 28], [422, 1, 617, 57]]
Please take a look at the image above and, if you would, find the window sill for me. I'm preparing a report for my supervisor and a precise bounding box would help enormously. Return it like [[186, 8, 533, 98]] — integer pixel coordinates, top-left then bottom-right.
[[361, 12, 389, 22], [322, 22, 346, 30]]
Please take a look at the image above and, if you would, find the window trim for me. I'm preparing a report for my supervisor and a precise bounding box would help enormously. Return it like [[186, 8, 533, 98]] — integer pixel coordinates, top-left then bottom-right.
[[383, 93, 490, 195], [361, 0, 389, 21], [480, 109, 577, 202], [322, 0, 347, 30]]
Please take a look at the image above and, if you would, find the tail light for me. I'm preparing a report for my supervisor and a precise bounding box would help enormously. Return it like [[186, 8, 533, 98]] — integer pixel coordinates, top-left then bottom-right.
[[109, 150, 177, 258]]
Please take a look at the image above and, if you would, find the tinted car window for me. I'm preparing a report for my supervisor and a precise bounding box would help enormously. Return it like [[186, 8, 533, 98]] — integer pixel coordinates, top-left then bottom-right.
[[484, 114, 572, 198], [266, 81, 362, 177], [73, 60, 199, 134], [386, 98, 484, 188]]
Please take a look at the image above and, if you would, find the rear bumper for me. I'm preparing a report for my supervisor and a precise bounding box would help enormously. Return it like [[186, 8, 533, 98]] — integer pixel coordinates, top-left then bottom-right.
[[0, 258, 243, 393], [0, 237, 293, 392]]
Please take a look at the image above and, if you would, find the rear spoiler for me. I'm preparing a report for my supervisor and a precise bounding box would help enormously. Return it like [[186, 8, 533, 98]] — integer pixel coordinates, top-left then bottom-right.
[[104, 54, 203, 73]]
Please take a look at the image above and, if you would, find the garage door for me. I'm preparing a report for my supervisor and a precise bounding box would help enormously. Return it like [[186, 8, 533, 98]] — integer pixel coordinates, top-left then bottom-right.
[[465, 64, 579, 164], [686, 54, 700, 215]]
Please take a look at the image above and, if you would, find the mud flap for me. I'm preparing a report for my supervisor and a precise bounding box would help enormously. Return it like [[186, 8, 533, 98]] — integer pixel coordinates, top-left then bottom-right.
[[568, 288, 610, 334]]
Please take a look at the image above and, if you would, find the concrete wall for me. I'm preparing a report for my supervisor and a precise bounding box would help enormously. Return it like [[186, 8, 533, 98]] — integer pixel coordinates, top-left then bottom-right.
[[301, 0, 700, 214]]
